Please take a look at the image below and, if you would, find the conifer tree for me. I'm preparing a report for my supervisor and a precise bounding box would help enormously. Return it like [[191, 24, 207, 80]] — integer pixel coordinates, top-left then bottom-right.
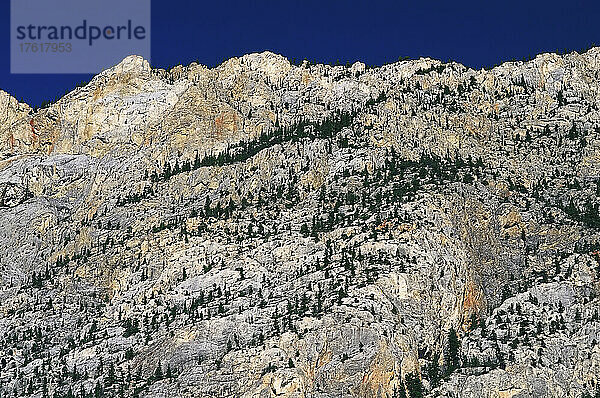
[[444, 327, 461, 374], [404, 373, 423, 398], [154, 361, 163, 381]]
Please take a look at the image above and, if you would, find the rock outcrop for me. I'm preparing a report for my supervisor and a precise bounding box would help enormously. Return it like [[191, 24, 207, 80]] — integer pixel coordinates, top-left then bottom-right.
[[1, 49, 600, 397]]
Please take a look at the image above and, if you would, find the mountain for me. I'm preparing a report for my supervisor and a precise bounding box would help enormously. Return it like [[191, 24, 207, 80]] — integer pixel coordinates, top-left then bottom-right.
[[1, 48, 600, 398]]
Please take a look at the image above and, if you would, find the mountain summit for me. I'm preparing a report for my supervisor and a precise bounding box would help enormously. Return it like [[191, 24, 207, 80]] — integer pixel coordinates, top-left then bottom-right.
[[1, 49, 600, 397]]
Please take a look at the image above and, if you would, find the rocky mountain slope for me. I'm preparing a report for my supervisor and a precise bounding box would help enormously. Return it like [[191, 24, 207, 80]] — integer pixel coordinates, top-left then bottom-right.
[[1, 48, 600, 398]]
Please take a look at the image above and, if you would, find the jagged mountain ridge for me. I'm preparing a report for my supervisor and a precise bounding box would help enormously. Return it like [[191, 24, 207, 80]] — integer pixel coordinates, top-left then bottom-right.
[[1, 49, 600, 397]]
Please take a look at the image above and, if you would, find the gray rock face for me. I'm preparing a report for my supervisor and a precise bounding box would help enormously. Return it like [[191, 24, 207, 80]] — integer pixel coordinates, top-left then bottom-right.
[[1, 49, 600, 397]]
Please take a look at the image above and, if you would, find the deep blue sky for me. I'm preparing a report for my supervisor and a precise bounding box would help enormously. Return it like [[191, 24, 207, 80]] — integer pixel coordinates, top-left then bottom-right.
[[1, 0, 598, 107]]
